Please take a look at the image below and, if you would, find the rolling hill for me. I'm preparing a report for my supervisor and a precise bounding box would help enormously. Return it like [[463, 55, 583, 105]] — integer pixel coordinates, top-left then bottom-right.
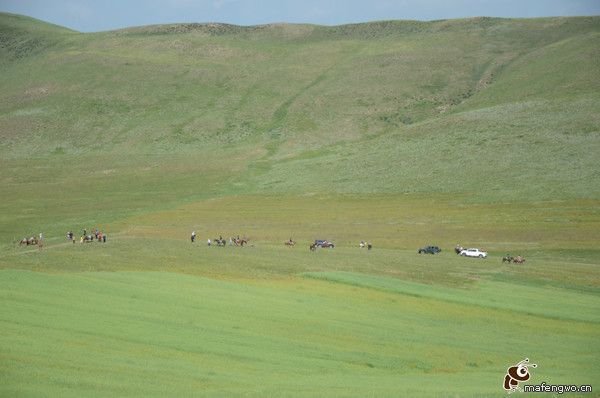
[[1, 14, 598, 185], [1, 13, 599, 243]]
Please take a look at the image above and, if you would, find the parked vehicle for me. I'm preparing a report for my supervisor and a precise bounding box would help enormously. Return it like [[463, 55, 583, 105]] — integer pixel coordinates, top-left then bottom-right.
[[315, 239, 335, 248], [418, 245, 441, 254], [459, 248, 487, 258]]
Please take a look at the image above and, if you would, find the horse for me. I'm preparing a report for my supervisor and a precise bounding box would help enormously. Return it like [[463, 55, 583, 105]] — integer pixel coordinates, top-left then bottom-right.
[[513, 256, 525, 264], [236, 238, 249, 247], [502, 255, 514, 263], [455, 245, 463, 255], [309, 243, 317, 252], [83, 234, 94, 243], [214, 238, 226, 247], [285, 240, 295, 247], [19, 237, 38, 246]]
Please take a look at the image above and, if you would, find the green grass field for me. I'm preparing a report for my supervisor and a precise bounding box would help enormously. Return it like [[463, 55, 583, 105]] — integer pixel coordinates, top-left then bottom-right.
[[1, 13, 599, 397]]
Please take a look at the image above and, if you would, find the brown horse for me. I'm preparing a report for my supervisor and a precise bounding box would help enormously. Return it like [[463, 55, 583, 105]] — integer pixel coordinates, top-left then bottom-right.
[[285, 240, 296, 247], [513, 256, 525, 264], [19, 237, 38, 246]]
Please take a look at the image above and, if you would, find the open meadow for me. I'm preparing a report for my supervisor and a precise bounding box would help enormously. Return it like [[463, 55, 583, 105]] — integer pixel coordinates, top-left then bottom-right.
[[1, 13, 599, 397]]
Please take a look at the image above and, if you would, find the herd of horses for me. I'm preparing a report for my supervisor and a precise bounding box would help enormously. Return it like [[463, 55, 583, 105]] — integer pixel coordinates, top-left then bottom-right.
[[81, 234, 105, 243], [502, 255, 526, 264], [18, 230, 106, 249], [210, 236, 249, 247], [19, 237, 39, 246]]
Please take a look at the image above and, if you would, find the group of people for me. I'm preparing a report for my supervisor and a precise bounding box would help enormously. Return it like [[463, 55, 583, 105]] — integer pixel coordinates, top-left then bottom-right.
[[191, 232, 378, 251], [502, 254, 525, 264], [19, 232, 43, 249], [359, 241, 373, 250], [67, 228, 107, 243], [191, 232, 249, 247], [20, 229, 108, 249]]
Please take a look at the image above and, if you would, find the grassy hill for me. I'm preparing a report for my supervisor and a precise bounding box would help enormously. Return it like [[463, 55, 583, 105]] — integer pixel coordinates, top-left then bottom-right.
[[0, 14, 598, 194], [0, 13, 599, 397], [0, 14, 598, 237]]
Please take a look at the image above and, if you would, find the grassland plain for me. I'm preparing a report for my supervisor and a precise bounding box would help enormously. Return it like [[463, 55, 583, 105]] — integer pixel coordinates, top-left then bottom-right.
[[1, 13, 599, 397]]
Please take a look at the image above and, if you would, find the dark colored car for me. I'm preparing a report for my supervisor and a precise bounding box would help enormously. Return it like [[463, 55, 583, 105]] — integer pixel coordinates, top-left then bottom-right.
[[418, 245, 441, 254], [315, 239, 335, 248]]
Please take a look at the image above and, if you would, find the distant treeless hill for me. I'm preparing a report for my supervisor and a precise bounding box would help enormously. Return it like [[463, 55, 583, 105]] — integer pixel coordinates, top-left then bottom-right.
[[1, 13, 598, 200]]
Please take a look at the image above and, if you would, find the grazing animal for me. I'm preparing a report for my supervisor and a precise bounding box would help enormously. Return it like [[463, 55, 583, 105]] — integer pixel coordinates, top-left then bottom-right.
[[513, 256, 525, 264], [83, 234, 94, 243], [502, 255, 514, 263], [309, 243, 317, 252], [285, 239, 295, 247], [455, 245, 463, 255], [19, 237, 38, 246]]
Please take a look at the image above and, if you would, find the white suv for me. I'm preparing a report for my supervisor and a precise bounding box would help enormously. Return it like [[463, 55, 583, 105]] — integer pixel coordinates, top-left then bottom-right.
[[459, 248, 487, 258]]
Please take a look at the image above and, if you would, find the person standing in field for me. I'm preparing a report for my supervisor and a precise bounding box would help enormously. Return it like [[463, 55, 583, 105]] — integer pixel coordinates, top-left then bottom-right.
[[207, 238, 211, 246], [191, 231, 196, 243]]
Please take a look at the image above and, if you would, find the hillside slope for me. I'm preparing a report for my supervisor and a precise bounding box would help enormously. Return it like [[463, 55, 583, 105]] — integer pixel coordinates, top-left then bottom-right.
[[0, 14, 599, 203]]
